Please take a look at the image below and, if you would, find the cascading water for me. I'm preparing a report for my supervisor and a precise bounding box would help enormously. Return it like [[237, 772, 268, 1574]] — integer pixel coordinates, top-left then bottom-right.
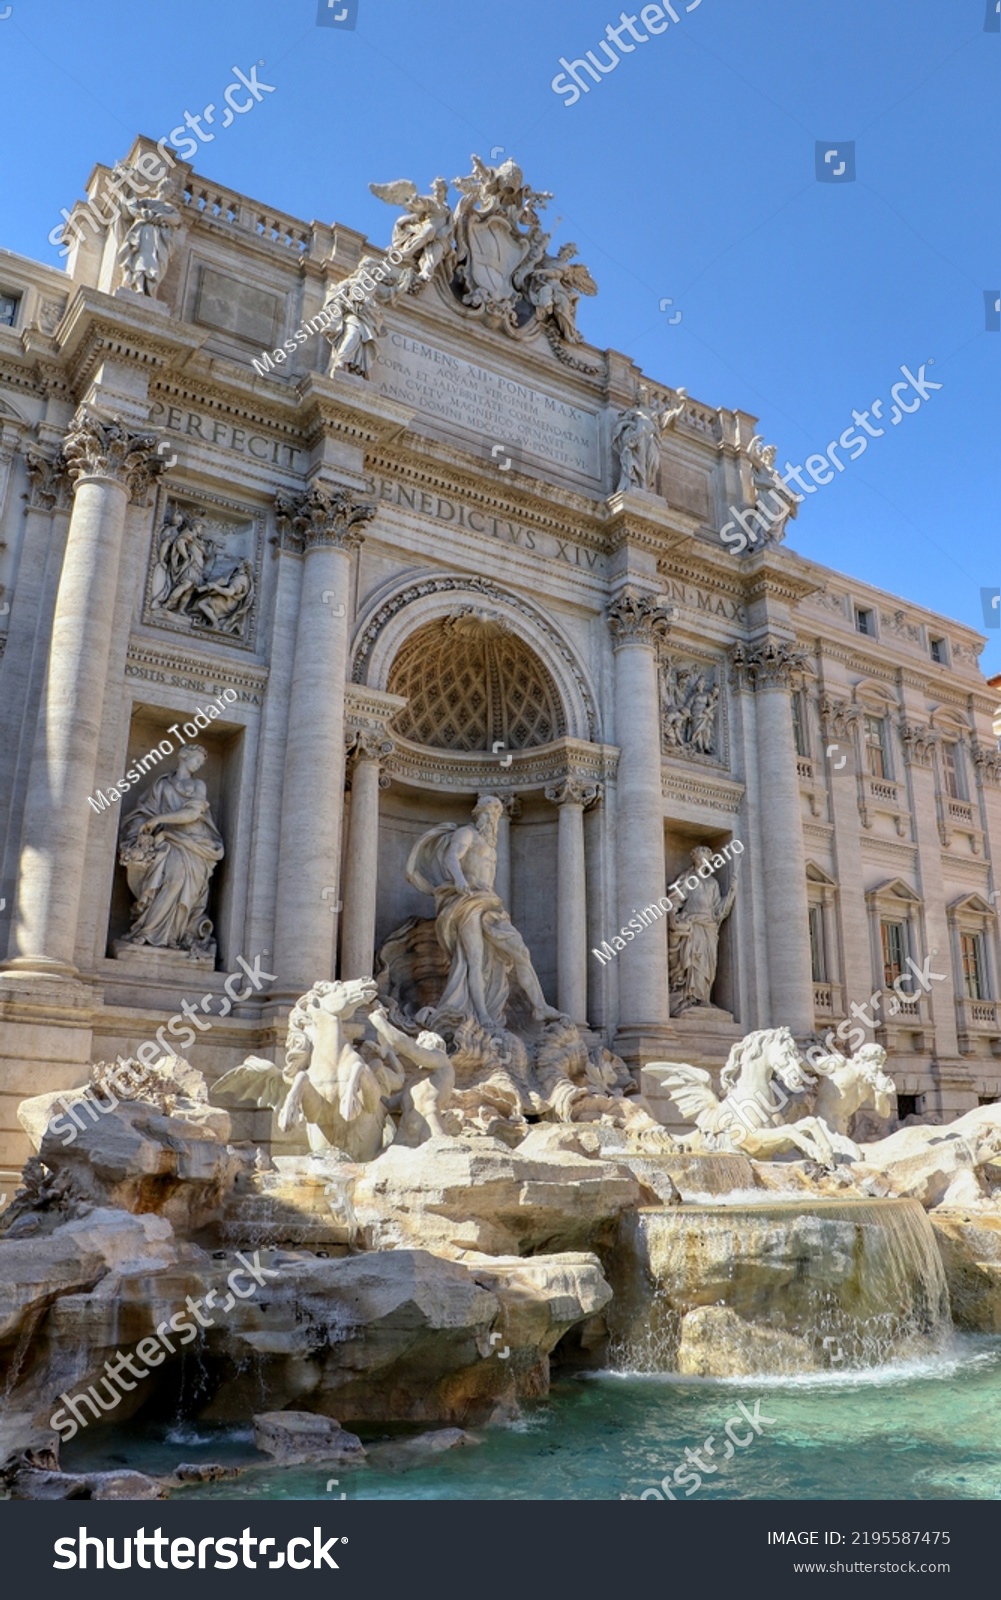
[[606, 1196, 952, 1376]]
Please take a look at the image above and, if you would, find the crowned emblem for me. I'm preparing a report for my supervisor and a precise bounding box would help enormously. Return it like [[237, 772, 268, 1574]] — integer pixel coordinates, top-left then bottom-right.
[[368, 155, 597, 347]]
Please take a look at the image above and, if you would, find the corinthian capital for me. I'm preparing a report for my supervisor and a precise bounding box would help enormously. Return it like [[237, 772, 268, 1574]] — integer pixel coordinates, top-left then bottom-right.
[[23, 447, 71, 512], [818, 696, 863, 740], [62, 408, 164, 504], [607, 587, 675, 648], [730, 638, 813, 692], [345, 728, 395, 764], [899, 720, 938, 766], [275, 483, 376, 553]]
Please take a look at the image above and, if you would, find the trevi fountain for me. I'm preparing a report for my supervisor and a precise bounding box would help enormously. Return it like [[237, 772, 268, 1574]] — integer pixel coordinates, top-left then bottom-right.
[[2, 794, 1000, 1503]]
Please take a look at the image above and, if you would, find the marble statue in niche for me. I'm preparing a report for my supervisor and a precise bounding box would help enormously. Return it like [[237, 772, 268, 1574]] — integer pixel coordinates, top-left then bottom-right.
[[117, 745, 224, 958], [667, 844, 740, 1012]]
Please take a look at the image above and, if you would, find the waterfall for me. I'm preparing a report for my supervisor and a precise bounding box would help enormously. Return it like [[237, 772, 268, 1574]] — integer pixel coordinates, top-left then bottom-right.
[[607, 1197, 952, 1376]]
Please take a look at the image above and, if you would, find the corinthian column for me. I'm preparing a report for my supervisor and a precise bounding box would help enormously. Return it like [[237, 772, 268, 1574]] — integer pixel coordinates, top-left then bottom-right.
[[5, 409, 163, 978], [271, 483, 376, 998], [545, 778, 601, 1023], [731, 639, 814, 1033], [340, 731, 393, 980], [608, 588, 673, 1028]]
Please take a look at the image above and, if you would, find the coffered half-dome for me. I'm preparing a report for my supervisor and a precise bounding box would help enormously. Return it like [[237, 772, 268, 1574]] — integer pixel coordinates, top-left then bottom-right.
[[387, 608, 566, 752]]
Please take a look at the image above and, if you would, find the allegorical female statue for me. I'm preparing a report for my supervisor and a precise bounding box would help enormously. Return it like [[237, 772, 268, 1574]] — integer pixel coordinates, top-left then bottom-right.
[[667, 843, 740, 1011], [116, 174, 182, 298], [118, 745, 224, 957]]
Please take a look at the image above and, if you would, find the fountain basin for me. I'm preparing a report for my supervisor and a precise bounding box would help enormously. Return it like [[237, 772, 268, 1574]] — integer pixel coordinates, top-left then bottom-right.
[[606, 1197, 951, 1377]]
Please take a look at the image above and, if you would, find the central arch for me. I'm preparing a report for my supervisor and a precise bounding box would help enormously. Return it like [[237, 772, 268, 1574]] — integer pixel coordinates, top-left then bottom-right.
[[350, 571, 600, 744]]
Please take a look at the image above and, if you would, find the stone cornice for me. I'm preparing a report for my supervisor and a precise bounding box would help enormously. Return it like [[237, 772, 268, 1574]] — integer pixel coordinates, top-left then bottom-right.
[[385, 734, 618, 795], [661, 770, 745, 815], [151, 372, 306, 445], [343, 684, 408, 732], [55, 286, 206, 396], [124, 640, 268, 704], [655, 550, 748, 606], [294, 372, 420, 452], [600, 492, 700, 558], [738, 550, 823, 607], [367, 450, 600, 552]]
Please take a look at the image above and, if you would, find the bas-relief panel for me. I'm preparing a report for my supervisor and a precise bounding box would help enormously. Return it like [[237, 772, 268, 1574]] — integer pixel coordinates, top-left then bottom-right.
[[141, 486, 264, 651], [659, 652, 727, 768]]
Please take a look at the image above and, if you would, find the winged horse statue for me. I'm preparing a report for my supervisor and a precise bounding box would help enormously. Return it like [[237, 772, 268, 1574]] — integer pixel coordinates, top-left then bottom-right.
[[212, 977, 402, 1163]]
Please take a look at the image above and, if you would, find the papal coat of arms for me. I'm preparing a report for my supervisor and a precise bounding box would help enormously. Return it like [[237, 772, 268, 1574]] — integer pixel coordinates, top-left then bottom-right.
[[350, 155, 597, 356]]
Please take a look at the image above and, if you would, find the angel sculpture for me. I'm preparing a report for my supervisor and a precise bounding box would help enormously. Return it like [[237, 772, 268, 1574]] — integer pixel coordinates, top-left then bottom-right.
[[369, 176, 454, 289], [522, 242, 597, 344]]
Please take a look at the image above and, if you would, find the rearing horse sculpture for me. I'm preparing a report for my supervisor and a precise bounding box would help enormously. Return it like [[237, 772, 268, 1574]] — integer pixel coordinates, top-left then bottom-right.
[[213, 978, 402, 1162]]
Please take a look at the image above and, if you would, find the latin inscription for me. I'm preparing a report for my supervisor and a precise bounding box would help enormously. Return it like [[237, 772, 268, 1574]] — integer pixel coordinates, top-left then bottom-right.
[[377, 477, 603, 571], [149, 402, 301, 469], [372, 333, 600, 479]]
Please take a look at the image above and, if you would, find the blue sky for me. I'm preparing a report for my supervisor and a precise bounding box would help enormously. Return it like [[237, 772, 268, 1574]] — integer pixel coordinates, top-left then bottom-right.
[[1, 0, 998, 668]]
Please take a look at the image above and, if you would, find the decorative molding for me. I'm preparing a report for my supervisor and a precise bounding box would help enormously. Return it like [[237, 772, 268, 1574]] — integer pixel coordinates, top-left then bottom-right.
[[124, 641, 266, 705], [899, 720, 938, 767], [971, 738, 1001, 787], [661, 771, 744, 816], [385, 733, 616, 796], [858, 836, 918, 865], [607, 586, 674, 648], [818, 696, 863, 740], [274, 482, 376, 553], [63, 408, 164, 504]]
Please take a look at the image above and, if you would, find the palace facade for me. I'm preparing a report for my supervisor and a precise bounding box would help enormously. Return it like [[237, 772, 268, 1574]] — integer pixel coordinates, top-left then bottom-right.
[[1, 139, 999, 1167]]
